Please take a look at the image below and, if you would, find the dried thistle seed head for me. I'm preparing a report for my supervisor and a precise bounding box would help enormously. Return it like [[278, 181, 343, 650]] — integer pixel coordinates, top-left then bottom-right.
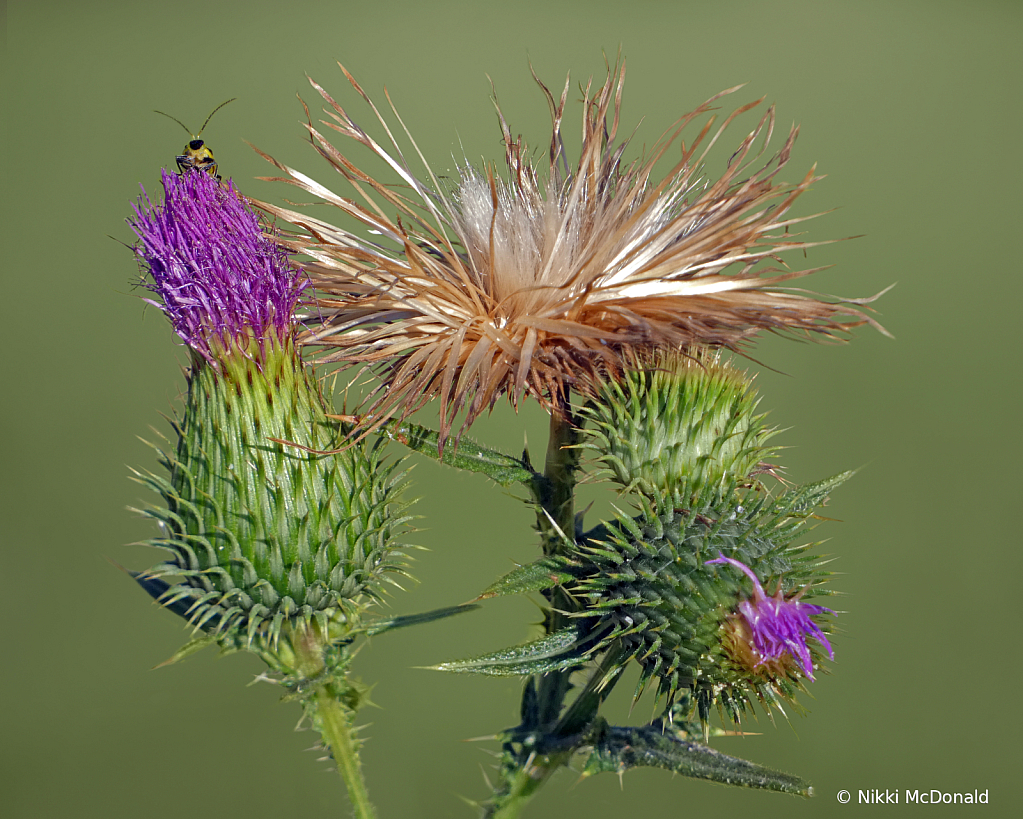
[[255, 59, 879, 447], [577, 349, 777, 502], [128, 171, 414, 654]]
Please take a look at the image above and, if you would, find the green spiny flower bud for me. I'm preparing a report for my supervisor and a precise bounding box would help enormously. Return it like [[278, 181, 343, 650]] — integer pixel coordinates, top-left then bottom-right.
[[571, 474, 845, 724], [443, 471, 845, 724], [578, 350, 777, 503], [128, 170, 412, 661]]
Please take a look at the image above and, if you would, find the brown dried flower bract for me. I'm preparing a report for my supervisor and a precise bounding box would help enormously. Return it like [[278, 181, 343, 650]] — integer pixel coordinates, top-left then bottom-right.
[[256, 60, 878, 446]]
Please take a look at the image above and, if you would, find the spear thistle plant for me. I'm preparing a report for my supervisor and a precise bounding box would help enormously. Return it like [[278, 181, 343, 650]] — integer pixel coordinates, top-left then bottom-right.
[[245, 57, 881, 816], [124, 57, 883, 819]]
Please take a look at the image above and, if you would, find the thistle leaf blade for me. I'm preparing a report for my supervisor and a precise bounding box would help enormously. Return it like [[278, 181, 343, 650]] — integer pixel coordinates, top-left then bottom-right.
[[429, 626, 587, 676], [582, 722, 812, 796], [364, 603, 481, 636], [382, 420, 537, 486], [477, 558, 574, 599]]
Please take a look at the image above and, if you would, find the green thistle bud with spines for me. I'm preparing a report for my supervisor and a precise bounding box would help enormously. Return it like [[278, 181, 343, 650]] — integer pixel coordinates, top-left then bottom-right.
[[578, 350, 778, 504], [450, 472, 845, 723], [568, 473, 844, 723], [134, 337, 412, 649], [568, 348, 841, 719], [128, 170, 413, 665]]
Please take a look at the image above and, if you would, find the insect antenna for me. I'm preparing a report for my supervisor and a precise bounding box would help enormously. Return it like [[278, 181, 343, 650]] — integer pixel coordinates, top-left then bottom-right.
[[153, 109, 193, 135], [152, 98, 236, 138], [197, 98, 237, 136]]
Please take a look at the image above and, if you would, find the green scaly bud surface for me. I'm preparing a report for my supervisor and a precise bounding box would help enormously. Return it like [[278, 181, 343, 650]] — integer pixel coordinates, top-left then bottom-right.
[[570, 474, 845, 723], [133, 337, 412, 654], [578, 350, 777, 502], [451, 473, 845, 722]]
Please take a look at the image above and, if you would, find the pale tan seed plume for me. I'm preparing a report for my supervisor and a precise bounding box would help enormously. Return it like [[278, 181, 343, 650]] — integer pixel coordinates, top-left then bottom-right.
[[254, 59, 881, 447]]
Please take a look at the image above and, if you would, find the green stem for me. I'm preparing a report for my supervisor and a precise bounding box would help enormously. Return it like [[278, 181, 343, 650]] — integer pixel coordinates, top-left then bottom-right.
[[484, 411, 586, 819], [486, 757, 564, 819], [315, 685, 377, 819], [291, 627, 376, 819], [484, 649, 627, 819], [535, 411, 582, 723], [538, 411, 581, 556]]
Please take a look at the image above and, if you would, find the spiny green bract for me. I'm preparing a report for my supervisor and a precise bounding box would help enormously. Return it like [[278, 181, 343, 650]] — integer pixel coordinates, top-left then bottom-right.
[[570, 474, 846, 724], [132, 338, 413, 651], [578, 351, 777, 502]]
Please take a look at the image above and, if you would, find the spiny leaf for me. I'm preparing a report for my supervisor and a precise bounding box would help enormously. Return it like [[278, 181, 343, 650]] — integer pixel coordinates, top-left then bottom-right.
[[477, 558, 574, 599], [780, 471, 853, 516], [381, 420, 538, 487], [429, 626, 588, 676], [152, 634, 220, 668], [582, 720, 812, 796], [364, 604, 481, 636]]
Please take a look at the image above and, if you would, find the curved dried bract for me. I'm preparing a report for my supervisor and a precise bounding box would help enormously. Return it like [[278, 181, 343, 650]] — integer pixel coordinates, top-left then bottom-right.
[[256, 60, 878, 446]]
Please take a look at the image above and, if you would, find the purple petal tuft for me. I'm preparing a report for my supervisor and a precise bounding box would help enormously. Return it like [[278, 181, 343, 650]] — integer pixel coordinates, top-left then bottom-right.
[[130, 169, 306, 364], [707, 553, 834, 680]]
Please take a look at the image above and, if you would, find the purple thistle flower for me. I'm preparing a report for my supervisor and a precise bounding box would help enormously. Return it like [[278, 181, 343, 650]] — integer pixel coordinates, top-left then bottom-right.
[[706, 553, 834, 680], [130, 169, 306, 365]]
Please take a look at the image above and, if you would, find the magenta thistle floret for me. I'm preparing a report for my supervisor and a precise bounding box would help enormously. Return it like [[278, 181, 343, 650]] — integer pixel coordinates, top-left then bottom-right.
[[130, 169, 305, 364], [706, 553, 834, 680]]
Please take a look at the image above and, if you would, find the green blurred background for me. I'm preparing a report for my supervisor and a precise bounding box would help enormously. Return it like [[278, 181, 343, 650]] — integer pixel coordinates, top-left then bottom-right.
[[3, 1, 1020, 816]]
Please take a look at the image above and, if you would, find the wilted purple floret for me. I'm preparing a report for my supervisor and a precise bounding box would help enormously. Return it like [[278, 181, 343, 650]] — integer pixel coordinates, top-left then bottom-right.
[[130, 169, 305, 364], [706, 553, 834, 680]]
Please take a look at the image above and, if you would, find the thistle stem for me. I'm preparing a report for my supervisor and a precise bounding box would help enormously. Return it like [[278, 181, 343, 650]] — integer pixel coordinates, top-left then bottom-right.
[[535, 410, 582, 724], [485, 760, 562, 819], [539, 411, 581, 555], [314, 685, 377, 819], [483, 411, 588, 818], [484, 649, 627, 819], [292, 628, 376, 819]]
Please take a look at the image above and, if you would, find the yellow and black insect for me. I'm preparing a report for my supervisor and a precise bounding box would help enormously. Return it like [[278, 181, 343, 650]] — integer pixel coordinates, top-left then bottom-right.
[[154, 98, 236, 178]]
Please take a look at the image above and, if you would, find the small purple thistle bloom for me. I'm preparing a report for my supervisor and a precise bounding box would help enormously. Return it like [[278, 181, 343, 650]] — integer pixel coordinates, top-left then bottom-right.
[[130, 169, 306, 365], [706, 553, 834, 680]]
